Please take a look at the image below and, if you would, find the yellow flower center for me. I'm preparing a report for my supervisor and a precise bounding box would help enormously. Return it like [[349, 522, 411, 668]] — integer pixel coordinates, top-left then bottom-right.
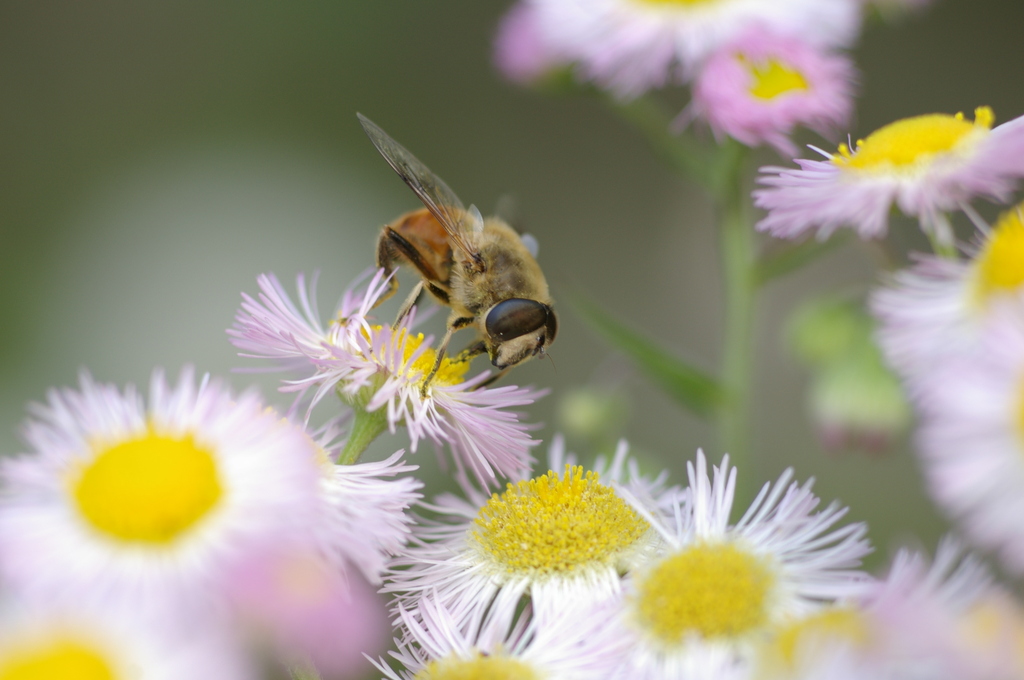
[[834, 107, 994, 174], [413, 653, 540, 680], [0, 639, 116, 680], [745, 58, 809, 101], [633, 542, 775, 644], [471, 465, 650, 579], [970, 204, 1024, 306], [368, 326, 469, 387], [773, 608, 869, 667], [72, 431, 222, 544]]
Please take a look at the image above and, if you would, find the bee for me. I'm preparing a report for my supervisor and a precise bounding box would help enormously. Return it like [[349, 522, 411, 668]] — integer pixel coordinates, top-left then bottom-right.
[[357, 113, 557, 390]]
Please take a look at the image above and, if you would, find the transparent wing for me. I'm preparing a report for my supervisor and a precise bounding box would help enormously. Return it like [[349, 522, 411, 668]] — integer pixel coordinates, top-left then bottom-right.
[[358, 113, 479, 260]]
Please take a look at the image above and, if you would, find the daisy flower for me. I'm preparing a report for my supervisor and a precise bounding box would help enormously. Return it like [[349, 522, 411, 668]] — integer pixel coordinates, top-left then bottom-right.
[[872, 202, 1024, 387], [230, 270, 545, 484], [755, 107, 1024, 245], [384, 438, 672, 635], [689, 30, 857, 157], [494, 2, 571, 85], [0, 598, 252, 680], [376, 593, 627, 680], [914, 296, 1024, 573], [528, 0, 862, 98], [0, 368, 321, 612], [225, 544, 390, 679], [610, 450, 871, 679], [757, 540, 998, 680]]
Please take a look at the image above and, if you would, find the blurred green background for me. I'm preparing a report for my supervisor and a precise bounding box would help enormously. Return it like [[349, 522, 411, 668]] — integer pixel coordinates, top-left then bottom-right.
[[2, 0, 1023, 575]]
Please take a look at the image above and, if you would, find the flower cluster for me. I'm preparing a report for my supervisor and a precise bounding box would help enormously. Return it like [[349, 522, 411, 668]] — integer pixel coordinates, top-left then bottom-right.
[[230, 269, 545, 484], [376, 442, 1024, 680], [0, 368, 422, 677]]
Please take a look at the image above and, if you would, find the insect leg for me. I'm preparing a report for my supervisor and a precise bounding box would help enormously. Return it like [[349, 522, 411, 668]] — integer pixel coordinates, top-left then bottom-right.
[[421, 316, 475, 395], [374, 229, 402, 308], [452, 340, 487, 364], [393, 280, 424, 329]]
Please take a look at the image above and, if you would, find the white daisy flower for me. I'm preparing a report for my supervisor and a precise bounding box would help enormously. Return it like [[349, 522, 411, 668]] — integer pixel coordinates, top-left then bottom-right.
[[611, 450, 871, 679], [313, 443, 421, 583], [230, 270, 545, 484], [529, 0, 862, 98], [915, 296, 1024, 573], [385, 438, 672, 635], [375, 593, 627, 680], [756, 107, 1024, 246], [872, 202, 1024, 388], [0, 368, 321, 611], [0, 598, 252, 680]]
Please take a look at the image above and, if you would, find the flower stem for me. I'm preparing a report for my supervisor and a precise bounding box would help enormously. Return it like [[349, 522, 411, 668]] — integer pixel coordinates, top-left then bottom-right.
[[337, 406, 389, 465], [714, 140, 756, 505], [288, 660, 323, 680]]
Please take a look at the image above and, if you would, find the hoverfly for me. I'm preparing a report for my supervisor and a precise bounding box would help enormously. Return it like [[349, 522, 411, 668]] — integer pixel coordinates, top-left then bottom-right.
[[358, 114, 557, 391]]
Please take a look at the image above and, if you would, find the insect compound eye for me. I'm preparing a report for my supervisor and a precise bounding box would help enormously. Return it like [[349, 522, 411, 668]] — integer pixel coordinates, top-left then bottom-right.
[[485, 298, 550, 341], [544, 309, 557, 343]]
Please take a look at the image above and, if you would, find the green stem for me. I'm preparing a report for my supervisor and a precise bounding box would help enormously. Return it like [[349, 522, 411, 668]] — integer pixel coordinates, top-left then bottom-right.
[[336, 406, 388, 465], [714, 141, 756, 506], [288, 660, 323, 680], [604, 95, 714, 187]]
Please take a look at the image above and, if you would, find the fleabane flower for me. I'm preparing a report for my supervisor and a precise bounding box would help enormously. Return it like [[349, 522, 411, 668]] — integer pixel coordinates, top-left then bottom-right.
[[376, 594, 627, 680], [0, 368, 321, 612], [915, 297, 1024, 573], [757, 540, 999, 680], [384, 439, 671, 635], [872, 202, 1024, 387], [528, 0, 861, 98], [230, 270, 545, 485], [756, 107, 1024, 244], [689, 30, 856, 156], [494, 2, 571, 85], [0, 599, 252, 680], [610, 451, 871, 679]]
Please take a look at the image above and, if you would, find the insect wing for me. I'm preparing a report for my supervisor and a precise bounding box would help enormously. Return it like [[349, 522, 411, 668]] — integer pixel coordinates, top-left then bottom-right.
[[358, 114, 478, 259]]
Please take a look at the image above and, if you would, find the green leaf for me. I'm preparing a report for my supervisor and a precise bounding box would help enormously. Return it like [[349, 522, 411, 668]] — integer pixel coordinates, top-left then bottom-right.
[[754, 233, 851, 285], [572, 296, 723, 417]]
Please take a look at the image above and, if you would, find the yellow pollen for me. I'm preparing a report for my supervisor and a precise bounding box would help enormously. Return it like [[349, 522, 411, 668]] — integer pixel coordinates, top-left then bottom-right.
[[72, 431, 222, 544], [368, 326, 469, 387], [633, 542, 775, 643], [745, 58, 809, 101], [471, 465, 650, 578], [414, 653, 540, 680], [774, 608, 869, 667], [970, 204, 1024, 306], [834, 107, 995, 173], [0, 639, 116, 680]]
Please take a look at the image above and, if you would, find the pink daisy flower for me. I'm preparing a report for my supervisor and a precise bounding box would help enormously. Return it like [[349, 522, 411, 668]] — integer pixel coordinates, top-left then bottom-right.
[[755, 107, 1024, 245], [872, 202, 1024, 388], [494, 2, 570, 85], [230, 270, 545, 484], [914, 296, 1024, 573], [528, 0, 861, 98], [757, 540, 998, 680], [689, 30, 857, 156]]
